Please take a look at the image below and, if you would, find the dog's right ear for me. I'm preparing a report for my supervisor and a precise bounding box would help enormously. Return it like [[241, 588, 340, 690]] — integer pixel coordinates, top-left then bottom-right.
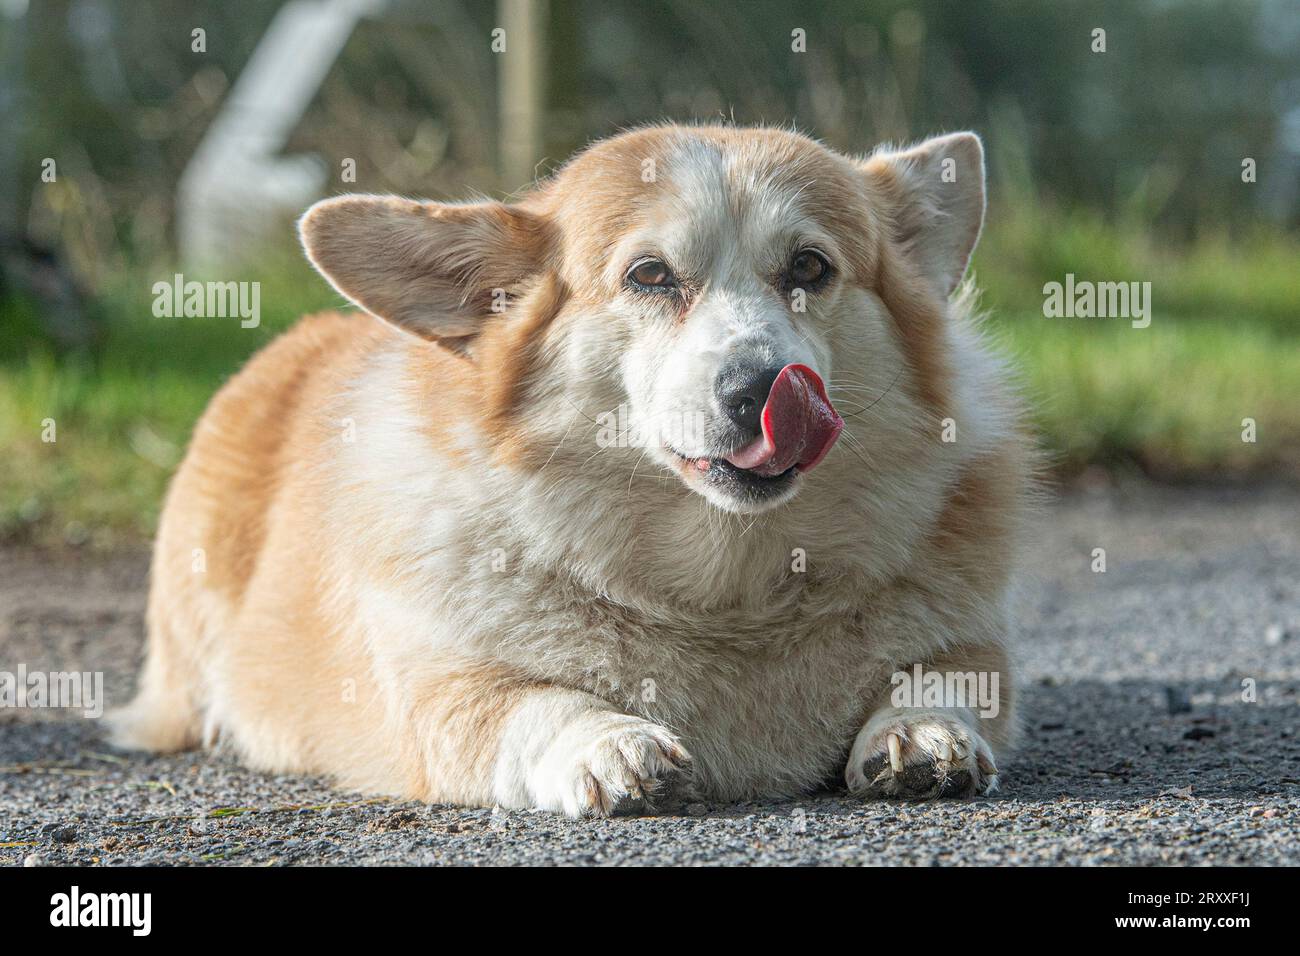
[[299, 195, 553, 354]]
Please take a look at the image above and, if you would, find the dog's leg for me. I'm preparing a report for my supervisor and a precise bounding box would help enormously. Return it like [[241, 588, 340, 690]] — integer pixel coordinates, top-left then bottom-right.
[[844, 642, 1012, 798], [406, 662, 690, 817]]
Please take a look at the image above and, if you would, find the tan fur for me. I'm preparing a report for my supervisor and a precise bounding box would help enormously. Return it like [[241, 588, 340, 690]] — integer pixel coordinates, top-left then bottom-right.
[[112, 125, 1033, 814]]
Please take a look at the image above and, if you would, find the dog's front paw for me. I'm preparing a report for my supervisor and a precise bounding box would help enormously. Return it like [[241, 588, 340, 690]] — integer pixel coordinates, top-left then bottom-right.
[[533, 714, 691, 818], [845, 708, 998, 799]]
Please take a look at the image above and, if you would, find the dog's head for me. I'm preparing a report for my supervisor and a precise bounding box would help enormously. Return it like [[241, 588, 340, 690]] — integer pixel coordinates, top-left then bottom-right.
[[300, 126, 984, 516]]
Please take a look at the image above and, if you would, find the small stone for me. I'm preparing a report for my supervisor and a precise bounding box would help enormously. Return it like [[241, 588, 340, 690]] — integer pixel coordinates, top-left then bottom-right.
[[48, 826, 78, 845], [23, 853, 44, 867], [1264, 624, 1288, 646]]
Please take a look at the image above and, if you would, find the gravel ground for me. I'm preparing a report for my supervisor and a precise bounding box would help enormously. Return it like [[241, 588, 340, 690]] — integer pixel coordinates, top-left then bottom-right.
[[2, 480, 1298, 866]]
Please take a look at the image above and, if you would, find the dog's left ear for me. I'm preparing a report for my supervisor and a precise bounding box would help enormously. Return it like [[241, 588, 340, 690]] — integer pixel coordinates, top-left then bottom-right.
[[862, 132, 986, 297]]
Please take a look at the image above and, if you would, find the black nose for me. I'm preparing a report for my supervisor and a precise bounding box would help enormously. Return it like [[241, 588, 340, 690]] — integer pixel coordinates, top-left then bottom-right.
[[715, 363, 783, 435]]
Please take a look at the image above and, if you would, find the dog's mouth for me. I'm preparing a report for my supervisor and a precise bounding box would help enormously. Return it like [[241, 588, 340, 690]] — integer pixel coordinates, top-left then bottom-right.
[[670, 450, 799, 494], [667, 364, 844, 509]]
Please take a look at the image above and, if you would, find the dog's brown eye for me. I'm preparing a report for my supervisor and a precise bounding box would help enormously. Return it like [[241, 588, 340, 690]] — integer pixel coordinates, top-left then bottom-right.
[[628, 259, 675, 289], [790, 250, 830, 287]]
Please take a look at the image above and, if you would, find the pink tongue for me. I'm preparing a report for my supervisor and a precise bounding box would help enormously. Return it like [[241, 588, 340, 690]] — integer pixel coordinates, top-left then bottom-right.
[[724, 364, 844, 477]]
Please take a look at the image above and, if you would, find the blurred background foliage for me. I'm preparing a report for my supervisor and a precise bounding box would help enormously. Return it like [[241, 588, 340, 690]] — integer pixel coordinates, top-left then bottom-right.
[[1, 0, 1298, 548]]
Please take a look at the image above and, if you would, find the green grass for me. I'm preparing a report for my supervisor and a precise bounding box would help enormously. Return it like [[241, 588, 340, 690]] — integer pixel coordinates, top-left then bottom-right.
[[971, 201, 1300, 476], [0, 257, 340, 548], [974, 204, 1300, 333], [1, 206, 1298, 548], [989, 316, 1300, 475]]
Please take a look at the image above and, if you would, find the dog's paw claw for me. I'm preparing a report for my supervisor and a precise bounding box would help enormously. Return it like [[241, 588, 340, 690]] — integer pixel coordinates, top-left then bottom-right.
[[542, 716, 691, 819], [845, 709, 998, 800], [887, 731, 904, 773]]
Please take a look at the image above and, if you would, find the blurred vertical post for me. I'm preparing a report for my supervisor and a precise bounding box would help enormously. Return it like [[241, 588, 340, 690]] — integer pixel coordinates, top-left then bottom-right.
[[0, 0, 27, 235], [497, 0, 547, 192], [176, 0, 377, 270]]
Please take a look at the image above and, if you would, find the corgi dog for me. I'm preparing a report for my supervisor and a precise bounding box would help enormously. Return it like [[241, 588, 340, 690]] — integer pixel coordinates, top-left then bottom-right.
[[112, 125, 1031, 816]]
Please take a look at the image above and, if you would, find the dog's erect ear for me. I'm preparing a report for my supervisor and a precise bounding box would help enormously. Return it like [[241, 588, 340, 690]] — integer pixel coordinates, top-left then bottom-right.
[[862, 132, 986, 297], [299, 195, 552, 353]]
